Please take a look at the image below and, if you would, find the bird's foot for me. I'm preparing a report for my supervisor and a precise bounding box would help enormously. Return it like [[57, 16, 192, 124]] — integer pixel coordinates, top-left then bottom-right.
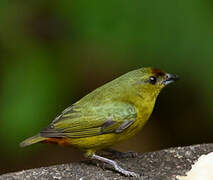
[[114, 151, 138, 159], [114, 165, 140, 178], [91, 154, 140, 178], [104, 148, 138, 159]]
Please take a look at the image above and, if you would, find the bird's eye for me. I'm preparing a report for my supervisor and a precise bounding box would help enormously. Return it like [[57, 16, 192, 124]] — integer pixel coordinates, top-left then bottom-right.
[[149, 76, 157, 85]]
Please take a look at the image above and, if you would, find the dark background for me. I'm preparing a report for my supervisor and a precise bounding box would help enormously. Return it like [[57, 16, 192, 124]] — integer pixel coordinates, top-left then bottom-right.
[[1, 0, 213, 174]]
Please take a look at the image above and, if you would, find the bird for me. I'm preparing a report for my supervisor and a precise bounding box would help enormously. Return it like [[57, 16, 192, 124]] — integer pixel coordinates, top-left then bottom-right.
[[20, 67, 179, 177]]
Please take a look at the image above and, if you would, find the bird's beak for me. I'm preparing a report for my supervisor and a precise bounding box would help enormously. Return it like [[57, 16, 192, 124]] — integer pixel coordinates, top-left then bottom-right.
[[163, 73, 179, 85]]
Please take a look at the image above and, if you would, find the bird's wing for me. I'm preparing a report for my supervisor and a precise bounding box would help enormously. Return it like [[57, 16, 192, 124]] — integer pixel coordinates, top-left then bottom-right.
[[40, 102, 137, 138]]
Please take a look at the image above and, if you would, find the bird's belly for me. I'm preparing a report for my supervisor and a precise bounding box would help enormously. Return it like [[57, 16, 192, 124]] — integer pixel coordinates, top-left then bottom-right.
[[116, 115, 148, 142], [69, 133, 118, 150]]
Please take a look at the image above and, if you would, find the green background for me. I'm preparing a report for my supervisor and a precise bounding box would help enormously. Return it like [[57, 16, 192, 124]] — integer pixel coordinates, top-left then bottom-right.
[[0, 0, 213, 174]]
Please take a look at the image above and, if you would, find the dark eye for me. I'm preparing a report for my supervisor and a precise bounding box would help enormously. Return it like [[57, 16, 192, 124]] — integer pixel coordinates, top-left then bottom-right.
[[149, 76, 157, 85]]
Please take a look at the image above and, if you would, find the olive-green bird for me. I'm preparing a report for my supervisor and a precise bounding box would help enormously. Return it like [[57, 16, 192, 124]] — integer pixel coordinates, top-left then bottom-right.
[[20, 67, 178, 177]]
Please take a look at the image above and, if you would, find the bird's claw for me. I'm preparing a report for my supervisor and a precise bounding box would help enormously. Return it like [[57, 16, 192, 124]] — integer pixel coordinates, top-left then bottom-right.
[[124, 151, 138, 158], [113, 151, 138, 159], [115, 166, 140, 178]]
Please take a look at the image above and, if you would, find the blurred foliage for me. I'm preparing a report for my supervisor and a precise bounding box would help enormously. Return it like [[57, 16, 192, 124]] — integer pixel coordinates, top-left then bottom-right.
[[0, 0, 213, 174]]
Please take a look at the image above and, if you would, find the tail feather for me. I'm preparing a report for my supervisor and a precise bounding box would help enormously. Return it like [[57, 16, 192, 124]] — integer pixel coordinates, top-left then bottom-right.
[[20, 134, 46, 147]]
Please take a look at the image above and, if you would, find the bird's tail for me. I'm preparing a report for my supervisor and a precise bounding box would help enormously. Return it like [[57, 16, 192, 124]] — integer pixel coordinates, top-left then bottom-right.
[[20, 134, 46, 147]]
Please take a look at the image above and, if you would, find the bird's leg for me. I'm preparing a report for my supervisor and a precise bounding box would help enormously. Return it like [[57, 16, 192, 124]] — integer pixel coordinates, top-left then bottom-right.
[[104, 148, 138, 159], [90, 153, 140, 177]]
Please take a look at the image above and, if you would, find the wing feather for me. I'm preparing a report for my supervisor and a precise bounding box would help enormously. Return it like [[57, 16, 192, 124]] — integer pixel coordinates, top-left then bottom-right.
[[40, 102, 137, 138]]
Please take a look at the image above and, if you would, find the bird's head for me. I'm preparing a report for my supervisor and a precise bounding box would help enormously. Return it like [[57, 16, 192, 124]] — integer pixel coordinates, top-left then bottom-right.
[[133, 67, 179, 99]]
